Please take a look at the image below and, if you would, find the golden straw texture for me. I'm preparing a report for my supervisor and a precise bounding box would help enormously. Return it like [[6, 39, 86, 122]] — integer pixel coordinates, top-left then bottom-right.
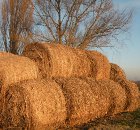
[[114, 78, 140, 112], [54, 77, 131, 127], [0, 54, 39, 127], [23, 43, 92, 78], [2, 79, 66, 130], [0, 52, 15, 59], [86, 50, 111, 80], [94, 79, 126, 115], [110, 63, 139, 112], [58, 78, 111, 127], [110, 63, 126, 81], [0, 55, 39, 89]]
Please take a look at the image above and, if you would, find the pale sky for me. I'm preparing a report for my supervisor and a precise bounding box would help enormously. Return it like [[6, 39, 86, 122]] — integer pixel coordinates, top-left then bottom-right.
[[99, 0, 140, 81]]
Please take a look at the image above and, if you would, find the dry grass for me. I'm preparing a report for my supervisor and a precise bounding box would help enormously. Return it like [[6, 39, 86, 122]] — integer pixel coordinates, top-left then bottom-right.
[[79, 108, 140, 130], [86, 50, 111, 80], [2, 79, 66, 130], [23, 43, 92, 79]]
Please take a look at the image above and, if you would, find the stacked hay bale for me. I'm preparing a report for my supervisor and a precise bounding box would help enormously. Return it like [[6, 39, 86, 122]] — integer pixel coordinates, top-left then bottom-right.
[[0, 43, 140, 130], [0, 54, 39, 87], [2, 79, 66, 130], [20, 43, 138, 127], [22, 43, 91, 78], [23, 43, 110, 80], [110, 63, 126, 81], [3, 77, 129, 128], [87, 79, 127, 116], [60, 78, 111, 126], [110, 63, 140, 112], [0, 53, 39, 127], [54, 78, 127, 127], [85, 50, 110, 80], [0, 52, 15, 58]]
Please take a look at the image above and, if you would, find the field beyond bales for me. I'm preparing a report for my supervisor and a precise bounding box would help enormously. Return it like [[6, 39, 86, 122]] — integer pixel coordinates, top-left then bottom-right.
[[76, 108, 140, 130]]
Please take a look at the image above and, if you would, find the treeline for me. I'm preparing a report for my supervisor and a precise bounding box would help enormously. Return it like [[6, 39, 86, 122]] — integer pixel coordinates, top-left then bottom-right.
[[0, 0, 133, 54]]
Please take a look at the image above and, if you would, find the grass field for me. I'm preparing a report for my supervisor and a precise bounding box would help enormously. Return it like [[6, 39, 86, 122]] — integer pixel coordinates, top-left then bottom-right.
[[79, 108, 140, 130]]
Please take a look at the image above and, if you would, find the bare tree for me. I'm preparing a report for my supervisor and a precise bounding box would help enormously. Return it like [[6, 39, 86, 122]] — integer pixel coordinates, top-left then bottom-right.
[[34, 0, 133, 49], [0, 0, 34, 54]]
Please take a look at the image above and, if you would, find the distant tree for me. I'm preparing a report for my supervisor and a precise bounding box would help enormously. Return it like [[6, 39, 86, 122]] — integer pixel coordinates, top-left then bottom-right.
[[0, 0, 34, 54], [34, 0, 133, 49]]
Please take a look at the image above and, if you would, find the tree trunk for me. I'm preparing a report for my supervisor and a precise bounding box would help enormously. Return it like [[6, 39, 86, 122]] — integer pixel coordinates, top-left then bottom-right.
[[10, 41, 18, 54], [58, 0, 62, 44]]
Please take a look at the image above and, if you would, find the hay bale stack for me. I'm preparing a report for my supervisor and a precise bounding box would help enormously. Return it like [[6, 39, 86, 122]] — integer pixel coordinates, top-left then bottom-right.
[[93, 79, 127, 115], [86, 50, 110, 80], [54, 77, 128, 126], [2, 79, 66, 130], [60, 78, 111, 127], [0, 52, 15, 59], [0, 55, 39, 90], [114, 78, 140, 112], [110, 63, 139, 112], [110, 63, 126, 81], [0, 55, 39, 126], [23, 43, 92, 78]]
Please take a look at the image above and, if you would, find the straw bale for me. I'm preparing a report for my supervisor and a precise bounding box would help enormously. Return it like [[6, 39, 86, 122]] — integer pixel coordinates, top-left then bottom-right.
[[114, 78, 140, 112], [110, 63, 139, 111], [52, 77, 71, 87], [110, 63, 126, 81], [2, 79, 66, 130], [0, 55, 39, 87], [92, 79, 127, 115], [0, 52, 15, 59], [23, 43, 92, 78], [60, 78, 111, 127], [0, 55, 39, 127], [86, 50, 111, 80]]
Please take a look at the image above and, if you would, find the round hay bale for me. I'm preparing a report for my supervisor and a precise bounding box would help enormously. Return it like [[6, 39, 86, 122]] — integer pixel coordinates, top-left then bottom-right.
[[0, 55, 39, 87], [2, 79, 66, 130], [110, 63, 126, 81], [109, 63, 139, 111], [52, 77, 67, 86], [61, 78, 111, 127], [23, 43, 92, 78], [0, 55, 39, 127], [92, 79, 127, 115], [115, 78, 140, 112], [86, 50, 110, 80], [0, 52, 15, 59]]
